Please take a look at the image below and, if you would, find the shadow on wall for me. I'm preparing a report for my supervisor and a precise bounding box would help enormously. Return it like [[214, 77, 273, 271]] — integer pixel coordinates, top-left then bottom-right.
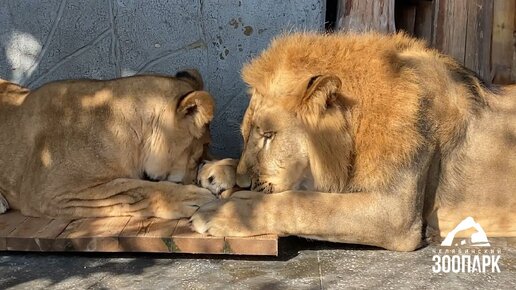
[[0, 0, 325, 158]]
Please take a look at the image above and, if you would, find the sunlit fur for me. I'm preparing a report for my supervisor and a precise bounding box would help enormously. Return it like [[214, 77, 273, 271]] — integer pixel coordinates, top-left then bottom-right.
[[192, 32, 515, 250], [241, 32, 437, 193], [196, 158, 238, 198], [0, 71, 217, 219]]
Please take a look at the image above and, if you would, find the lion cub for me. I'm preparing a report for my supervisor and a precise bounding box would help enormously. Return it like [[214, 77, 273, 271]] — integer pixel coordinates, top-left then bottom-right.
[[197, 158, 238, 198], [0, 70, 221, 219]]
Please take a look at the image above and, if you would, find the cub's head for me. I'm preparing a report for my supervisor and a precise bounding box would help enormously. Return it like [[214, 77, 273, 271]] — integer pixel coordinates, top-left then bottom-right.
[[237, 39, 354, 193], [142, 69, 214, 185]]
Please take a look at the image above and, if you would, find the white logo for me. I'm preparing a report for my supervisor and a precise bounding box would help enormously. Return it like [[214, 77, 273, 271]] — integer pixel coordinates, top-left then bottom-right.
[[432, 217, 501, 273], [441, 217, 490, 247]]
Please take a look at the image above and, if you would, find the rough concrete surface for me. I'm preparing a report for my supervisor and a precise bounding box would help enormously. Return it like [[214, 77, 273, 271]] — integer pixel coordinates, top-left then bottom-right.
[[1, 238, 515, 289], [0, 0, 325, 157]]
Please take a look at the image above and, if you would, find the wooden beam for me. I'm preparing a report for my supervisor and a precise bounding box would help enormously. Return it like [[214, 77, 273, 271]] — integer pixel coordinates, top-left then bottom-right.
[[465, 0, 493, 82], [0, 211, 278, 255], [433, 0, 493, 83], [6, 217, 72, 251], [54, 216, 131, 252], [118, 217, 179, 252], [172, 219, 225, 254], [414, 0, 434, 46], [0, 211, 27, 250], [492, 0, 515, 84], [396, 4, 417, 35], [433, 0, 468, 63], [513, 7, 516, 83], [336, 0, 396, 33], [514, 3, 516, 84]]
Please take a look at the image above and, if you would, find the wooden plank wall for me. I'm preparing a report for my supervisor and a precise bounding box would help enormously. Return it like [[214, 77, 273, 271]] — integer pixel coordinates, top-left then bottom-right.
[[492, 0, 516, 84], [323, 1, 515, 84], [395, 0, 516, 85], [336, 0, 396, 33], [433, 0, 493, 82]]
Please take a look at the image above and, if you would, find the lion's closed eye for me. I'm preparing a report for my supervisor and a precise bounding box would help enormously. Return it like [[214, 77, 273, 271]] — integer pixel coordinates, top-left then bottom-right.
[[262, 131, 274, 139]]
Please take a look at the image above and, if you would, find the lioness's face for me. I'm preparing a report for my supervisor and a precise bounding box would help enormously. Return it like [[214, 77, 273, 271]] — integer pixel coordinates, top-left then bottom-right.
[[164, 127, 210, 185], [162, 88, 213, 185], [237, 96, 312, 193], [142, 70, 214, 185]]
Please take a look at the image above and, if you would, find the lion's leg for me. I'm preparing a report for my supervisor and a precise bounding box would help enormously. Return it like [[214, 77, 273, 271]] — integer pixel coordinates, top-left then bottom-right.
[[191, 190, 423, 251], [33, 178, 215, 219]]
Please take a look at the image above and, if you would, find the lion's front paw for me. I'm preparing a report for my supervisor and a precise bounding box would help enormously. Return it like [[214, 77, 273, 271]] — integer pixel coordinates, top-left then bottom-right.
[[190, 191, 268, 236], [197, 158, 237, 197]]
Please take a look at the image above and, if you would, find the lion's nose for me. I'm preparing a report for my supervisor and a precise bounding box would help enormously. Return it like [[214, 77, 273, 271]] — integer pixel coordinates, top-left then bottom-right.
[[236, 173, 251, 189]]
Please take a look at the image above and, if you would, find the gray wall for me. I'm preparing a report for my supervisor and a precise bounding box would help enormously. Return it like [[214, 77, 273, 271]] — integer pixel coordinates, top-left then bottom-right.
[[0, 0, 324, 157]]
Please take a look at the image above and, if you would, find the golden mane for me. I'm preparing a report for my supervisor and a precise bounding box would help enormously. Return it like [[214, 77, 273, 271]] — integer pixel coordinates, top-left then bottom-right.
[[241, 32, 483, 192]]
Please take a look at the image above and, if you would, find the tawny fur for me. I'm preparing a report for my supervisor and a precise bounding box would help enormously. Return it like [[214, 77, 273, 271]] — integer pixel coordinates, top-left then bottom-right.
[[192, 32, 516, 251], [197, 158, 238, 198], [0, 71, 219, 219]]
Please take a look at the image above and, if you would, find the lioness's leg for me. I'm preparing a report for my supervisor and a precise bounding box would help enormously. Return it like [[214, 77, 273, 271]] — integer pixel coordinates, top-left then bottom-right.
[[27, 178, 215, 219], [191, 190, 423, 251]]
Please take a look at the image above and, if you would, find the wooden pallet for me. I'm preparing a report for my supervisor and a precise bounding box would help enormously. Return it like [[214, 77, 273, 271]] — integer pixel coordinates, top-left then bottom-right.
[[0, 211, 278, 256]]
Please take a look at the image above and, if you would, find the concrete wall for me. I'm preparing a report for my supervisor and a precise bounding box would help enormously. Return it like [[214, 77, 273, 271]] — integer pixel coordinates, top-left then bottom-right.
[[0, 0, 324, 157]]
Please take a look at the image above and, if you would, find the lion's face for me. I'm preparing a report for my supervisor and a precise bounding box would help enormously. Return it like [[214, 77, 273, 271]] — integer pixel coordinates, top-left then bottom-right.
[[237, 72, 354, 193], [237, 96, 312, 193]]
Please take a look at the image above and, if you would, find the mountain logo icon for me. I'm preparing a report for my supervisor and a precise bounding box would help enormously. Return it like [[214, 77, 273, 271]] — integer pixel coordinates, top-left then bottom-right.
[[441, 217, 490, 247]]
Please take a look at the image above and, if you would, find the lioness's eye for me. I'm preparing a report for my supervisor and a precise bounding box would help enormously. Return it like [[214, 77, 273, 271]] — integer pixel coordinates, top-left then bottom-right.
[[263, 132, 274, 139]]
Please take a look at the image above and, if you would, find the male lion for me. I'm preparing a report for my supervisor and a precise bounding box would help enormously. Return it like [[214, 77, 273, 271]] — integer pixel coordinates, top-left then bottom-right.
[[192, 33, 516, 251], [0, 70, 220, 219]]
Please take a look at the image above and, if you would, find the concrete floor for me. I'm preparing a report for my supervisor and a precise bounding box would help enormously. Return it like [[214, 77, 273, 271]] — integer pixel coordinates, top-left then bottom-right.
[[1, 238, 515, 289]]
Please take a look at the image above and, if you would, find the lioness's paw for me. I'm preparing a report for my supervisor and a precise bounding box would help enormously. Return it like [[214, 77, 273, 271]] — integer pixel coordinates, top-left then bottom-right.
[[182, 185, 217, 205], [177, 185, 217, 218], [0, 194, 9, 214], [190, 191, 266, 236], [197, 158, 237, 197]]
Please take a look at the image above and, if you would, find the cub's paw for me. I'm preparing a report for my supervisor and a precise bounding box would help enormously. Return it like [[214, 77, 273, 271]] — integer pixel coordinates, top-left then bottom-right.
[[0, 194, 9, 214], [197, 158, 237, 198], [190, 191, 267, 236]]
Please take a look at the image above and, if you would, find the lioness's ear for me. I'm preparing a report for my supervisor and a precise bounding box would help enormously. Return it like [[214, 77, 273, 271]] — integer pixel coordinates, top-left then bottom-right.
[[300, 75, 342, 116], [177, 91, 214, 136], [175, 69, 204, 90]]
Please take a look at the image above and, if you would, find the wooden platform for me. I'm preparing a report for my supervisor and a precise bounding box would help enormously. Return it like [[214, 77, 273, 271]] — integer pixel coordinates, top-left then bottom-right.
[[0, 211, 278, 256]]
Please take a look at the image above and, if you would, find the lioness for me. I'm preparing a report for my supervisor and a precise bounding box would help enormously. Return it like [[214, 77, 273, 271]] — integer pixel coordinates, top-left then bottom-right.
[[0, 70, 219, 219], [192, 32, 516, 251]]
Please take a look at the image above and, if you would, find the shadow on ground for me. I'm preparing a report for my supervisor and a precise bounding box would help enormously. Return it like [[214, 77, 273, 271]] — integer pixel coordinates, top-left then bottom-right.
[[1, 238, 514, 289]]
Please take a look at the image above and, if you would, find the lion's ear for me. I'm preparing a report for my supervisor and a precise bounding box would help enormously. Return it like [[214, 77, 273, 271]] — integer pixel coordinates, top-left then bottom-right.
[[177, 91, 214, 136], [175, 69, 204, 90], [297, 75, 342, 121]]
